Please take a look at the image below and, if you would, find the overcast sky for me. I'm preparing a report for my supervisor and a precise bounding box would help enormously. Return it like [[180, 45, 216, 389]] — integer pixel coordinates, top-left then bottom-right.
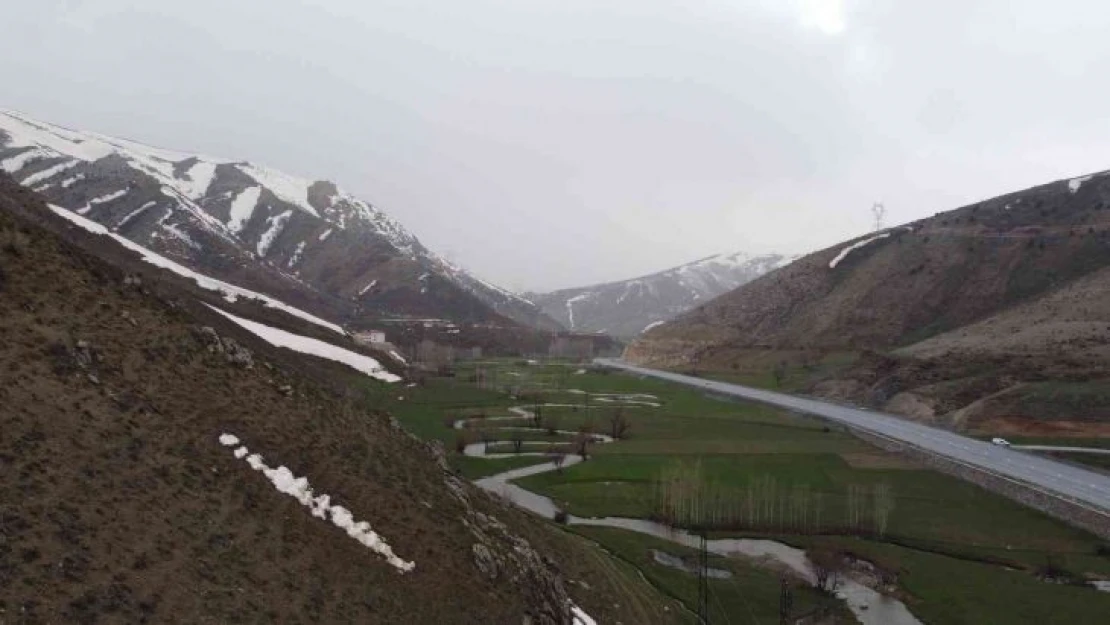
[[4, 1, 1110, 291]]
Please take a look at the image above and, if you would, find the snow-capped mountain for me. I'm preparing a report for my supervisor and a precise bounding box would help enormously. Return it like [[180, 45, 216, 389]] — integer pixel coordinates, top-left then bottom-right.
[[527, 252, 793, 337], [0, 109, 558, 330]]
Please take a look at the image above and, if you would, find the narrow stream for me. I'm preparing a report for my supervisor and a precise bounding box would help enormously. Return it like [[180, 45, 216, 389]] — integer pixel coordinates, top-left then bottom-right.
[[458, 400, 924, 625]]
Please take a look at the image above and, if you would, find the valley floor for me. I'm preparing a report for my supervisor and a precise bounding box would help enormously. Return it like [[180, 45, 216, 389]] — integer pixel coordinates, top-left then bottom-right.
[[387, 359, 1110, 625]]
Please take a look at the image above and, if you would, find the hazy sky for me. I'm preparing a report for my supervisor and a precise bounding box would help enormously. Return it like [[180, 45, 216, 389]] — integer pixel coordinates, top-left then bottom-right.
[[4, 1, 1110, 291]]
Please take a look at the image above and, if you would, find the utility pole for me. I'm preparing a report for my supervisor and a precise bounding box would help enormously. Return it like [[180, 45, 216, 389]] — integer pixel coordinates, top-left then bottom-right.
[[872, 202, 887, 231]]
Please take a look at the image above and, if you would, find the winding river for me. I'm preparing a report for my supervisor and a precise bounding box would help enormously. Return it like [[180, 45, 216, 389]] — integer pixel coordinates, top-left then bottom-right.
[[457, 398, 923, 625]]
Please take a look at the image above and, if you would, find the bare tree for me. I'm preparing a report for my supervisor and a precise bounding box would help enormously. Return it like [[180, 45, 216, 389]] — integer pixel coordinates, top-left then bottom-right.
[[873, 483, 895, 537], [772, 360, 788, 388], [549, 445, 567, 473], [573, 432, 592, 459], [542, 413, 561, 436], [453, 430, 472, 454], [608, 407, 631, 440], [809, 548, 845, 594]]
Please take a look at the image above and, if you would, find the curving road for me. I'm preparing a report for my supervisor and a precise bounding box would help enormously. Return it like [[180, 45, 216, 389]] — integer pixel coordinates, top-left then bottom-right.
[[595, 358, 1110, 515]]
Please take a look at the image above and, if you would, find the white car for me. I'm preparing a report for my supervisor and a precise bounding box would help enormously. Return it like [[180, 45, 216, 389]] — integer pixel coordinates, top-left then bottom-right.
[[991, 437, 1011, 447]]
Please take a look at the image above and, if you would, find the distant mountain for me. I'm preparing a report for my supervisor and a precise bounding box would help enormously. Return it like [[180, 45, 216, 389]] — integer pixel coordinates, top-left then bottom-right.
[[0, 109, 559, 331], [527, 252, 791, 337], [626, 169, 1110, 432]]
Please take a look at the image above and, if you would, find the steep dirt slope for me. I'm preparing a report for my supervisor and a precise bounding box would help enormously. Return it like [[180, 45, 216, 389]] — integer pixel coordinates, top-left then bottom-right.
[[0, 177, 606, 624], [628, 169, 1110, 368]]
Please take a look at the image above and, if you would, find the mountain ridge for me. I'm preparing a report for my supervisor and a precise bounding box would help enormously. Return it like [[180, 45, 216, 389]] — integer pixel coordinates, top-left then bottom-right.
[[528, 251, 792, 337], [0, 109, 560, 333]]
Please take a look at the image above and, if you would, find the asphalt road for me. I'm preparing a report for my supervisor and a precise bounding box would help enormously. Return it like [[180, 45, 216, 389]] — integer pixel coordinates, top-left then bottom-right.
[[595, 358, 1110, 514]]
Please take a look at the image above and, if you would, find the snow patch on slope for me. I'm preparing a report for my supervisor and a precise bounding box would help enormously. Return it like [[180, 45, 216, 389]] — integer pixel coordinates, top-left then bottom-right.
[[21, 160, 79, 186], [76, 189, 129, 215], [257, 210, 292, 257], [206, 305, 401, 383], [115, 201, 158, 230], [0, 148, 49, 173], [180, 160, 217, 199], [228, 186, 261, 234], [218, 433, 414, 572], [828, 233, 891, 269], [48, 204, 345, 334]]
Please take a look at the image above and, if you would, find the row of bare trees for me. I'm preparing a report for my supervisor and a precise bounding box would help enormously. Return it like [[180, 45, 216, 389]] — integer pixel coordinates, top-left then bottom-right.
[[652, 461, 896, 537]]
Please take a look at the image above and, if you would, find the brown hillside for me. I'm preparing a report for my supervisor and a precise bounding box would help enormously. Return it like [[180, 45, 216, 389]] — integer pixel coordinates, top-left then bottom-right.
[[628, 169, 1110, 368], [0, 177, 674, 624]]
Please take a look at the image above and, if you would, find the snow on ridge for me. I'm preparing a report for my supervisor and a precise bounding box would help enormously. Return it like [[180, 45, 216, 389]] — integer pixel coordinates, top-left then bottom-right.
[[205, 305, 401, 383], [642, 320, 666, 334], [218, 434, 414, 573], [257, 210, 293, 257], [47, 204, 345, 334], [238, 163, 320, 218], [228, 186, 262, 234], [1067, 171, 1108, 193], [828, 233, 891, 269], [180, 160, 217, 199]]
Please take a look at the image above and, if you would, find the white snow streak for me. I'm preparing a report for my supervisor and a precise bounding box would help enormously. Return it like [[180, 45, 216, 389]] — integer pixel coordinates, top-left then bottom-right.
[[162, 223, 201, 249], [318, 228, 333, 241], [227, 186, 262, 234], [205, 305, 401, 383], [565, 292, 593, 329], [61, 174, 85, 188], [257, 210, 292, 257], [358, 280, 378, 297], [642, 320, 666, 334], [76, 189, 129, 215], [828, 233, 891, 269], [571, 605, 597, 625], [218, 433, 414, 573], [48, 204, 346, 334], [21, 159, 78, 186], [115, 201, 157, 230], [0, 148, 48, 172], [389, 350, 407, 365], [288, 241, 306, 268]]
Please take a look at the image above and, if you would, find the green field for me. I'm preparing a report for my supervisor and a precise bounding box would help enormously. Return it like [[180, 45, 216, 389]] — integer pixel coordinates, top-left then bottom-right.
[[384, 360, 1110, 624]]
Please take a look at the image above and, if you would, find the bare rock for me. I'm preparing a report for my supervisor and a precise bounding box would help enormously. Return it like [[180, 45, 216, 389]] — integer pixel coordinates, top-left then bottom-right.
[[472, 543, 500, 581]]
